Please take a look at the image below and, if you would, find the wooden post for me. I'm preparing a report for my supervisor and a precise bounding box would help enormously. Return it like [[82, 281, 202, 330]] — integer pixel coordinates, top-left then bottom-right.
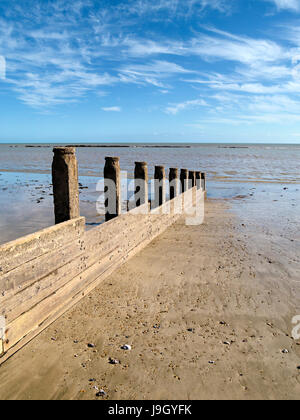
[[180, 169, 189, 193], [52, 147, 80, 225], [189, 171, 196, 189], [169, 168, 179, 200], [196, 171, 202, 190], [154, 165, 166, 207], [135, 162, 148, 207], [104, 157, 121, 222], [201, 172, 206, 191]]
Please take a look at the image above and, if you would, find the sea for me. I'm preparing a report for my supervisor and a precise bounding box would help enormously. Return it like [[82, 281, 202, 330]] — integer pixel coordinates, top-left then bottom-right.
[[0, 143, 299, 245]]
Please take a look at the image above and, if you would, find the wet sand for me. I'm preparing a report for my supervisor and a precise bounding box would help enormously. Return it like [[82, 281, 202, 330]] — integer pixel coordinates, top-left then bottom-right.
[[0, 194, 299, 400], [0, 172, 105, 244]]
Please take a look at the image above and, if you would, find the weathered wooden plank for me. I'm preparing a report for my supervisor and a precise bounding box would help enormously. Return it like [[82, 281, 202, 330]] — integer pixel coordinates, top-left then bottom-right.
[[85, 203, 149, 245], [0, 220, 161, 363], [2, 217, 160, 323], [0, 188, 200, 363], [0, 236, 85, 299], [0, 217, 85, 276], [3, 214, 167, 351], [2, 209, 176, 355]]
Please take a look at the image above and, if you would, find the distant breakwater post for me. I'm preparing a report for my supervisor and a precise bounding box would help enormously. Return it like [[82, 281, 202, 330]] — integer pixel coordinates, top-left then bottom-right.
[[134, 162, 148, 208], [52, 147, 80, 224], [104, 157, 121, 222], [154, 165, 166, 209], [180, 169, 189, 194], [169, 168, 179, 200], [201, 172, 206, 191], [0, 146, 206, 364]]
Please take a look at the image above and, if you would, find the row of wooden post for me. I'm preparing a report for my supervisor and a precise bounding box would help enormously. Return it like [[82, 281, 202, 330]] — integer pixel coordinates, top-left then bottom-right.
[[52, 147, 206, 225]]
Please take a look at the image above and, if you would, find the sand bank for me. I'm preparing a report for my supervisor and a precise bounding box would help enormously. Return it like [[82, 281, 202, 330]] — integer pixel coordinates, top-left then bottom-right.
[[0, 194, 299, 400]]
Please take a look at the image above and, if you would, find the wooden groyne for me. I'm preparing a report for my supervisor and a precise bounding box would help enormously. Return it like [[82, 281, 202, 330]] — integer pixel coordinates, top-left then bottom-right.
[[0, 147, 206, 363]]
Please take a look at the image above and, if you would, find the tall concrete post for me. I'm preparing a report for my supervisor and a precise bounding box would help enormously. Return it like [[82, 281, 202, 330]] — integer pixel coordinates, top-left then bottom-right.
[[104, 157, 121, 222], [169, 168, 179, 200], [196, 171, 202, 190], [180, 169, 189, 193], [201, 172, 206, 191], [135, 162, 148, 207], [154, 165, 166, 207], [52, 147, 80, 225]]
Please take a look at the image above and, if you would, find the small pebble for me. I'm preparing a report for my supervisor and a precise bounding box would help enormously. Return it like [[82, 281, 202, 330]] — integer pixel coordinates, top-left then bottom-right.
[[281, 349, 289, 354], [109, 358, 120, 365], [96, 389, 107, 397], [121, 345, 132, 351], [88, 343, 95, 348], [208, 361, 215, 364]]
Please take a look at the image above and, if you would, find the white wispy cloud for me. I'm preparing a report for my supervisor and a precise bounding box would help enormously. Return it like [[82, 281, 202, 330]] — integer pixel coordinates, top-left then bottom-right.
[[165, 98, 208, 114], [264, 0, 300, 12], [0, 55, 5, 79], [102, 106, 122, 112], [119, 0, 230, 17], [119, 60, 194, 88], [190, 28, 287, 65], [187, 92, 300, 127], [1, 0, 300, 130], [0, 1, 211, 108]]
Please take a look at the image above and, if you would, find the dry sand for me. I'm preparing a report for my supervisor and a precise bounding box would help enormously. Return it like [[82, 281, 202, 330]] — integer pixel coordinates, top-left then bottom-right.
[[0, 197, 299, 400]]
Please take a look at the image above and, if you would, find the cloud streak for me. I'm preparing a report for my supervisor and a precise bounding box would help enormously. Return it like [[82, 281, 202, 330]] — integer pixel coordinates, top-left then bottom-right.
[[0, 0, 300, 140], [165, 98, 208, 114], [102, 106, 122, 112], [264, 0, 300, 12]]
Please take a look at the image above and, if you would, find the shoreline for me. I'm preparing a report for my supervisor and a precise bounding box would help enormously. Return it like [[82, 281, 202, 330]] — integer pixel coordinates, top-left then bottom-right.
[[1, 170, 299, 246], [1, 168, 300, 184], [0, 197, 299, 400]]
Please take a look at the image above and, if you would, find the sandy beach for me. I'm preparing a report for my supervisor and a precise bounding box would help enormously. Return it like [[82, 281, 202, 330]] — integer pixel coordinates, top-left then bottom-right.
[[0, 191, 299, 400], [2, 0, 300, 403]]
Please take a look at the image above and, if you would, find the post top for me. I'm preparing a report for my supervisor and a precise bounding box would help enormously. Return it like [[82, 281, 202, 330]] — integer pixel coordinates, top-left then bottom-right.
[[105, 156, 120, 163], [169, 167, 178, 173], [155, 166, 165, 177], [180, 168, 188, 174], [53, 146, 76, 155], [135, 161, 147, 167]]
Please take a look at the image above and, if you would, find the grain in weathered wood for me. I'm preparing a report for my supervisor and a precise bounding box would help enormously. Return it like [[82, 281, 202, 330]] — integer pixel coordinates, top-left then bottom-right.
[[2, 212, 162, 323], [0, 188, 200, 363], [0, 217, 85, 276]]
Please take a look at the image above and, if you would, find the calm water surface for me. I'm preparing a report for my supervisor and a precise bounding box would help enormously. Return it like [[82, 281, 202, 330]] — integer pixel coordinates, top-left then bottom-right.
[[1, 143, 299, 183], [0, 143, 299, 244]]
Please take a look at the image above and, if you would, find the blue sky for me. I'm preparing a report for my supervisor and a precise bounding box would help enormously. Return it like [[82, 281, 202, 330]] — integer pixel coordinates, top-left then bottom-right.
[[1, 0, 300, 143]]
